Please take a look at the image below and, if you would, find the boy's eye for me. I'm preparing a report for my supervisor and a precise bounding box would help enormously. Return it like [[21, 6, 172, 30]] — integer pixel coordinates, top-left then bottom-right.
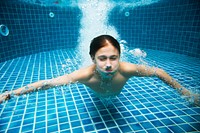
[[99, 58, 106, 61], [110, 56, 118, 60], [110, 57, 117, 60]]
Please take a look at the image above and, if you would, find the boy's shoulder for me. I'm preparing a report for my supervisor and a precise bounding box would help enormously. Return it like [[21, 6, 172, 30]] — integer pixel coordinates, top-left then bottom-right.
[[119, 62, 137, 70], [119, 62, 137, 76], [73, 64, 95, 81]]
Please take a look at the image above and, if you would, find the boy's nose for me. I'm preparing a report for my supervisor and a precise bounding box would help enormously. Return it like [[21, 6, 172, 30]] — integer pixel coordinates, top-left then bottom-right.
[[106, 66, 112, 70], [106, 60, 111, 66]]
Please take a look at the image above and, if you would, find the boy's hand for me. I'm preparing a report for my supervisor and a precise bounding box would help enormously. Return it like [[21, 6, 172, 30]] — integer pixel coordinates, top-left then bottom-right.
[[0, 91, 11, 104]]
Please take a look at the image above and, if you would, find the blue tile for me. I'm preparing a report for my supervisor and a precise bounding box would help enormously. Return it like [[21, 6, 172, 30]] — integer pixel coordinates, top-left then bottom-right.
[[146, 128, 160, 133], [192, 108, 200, 114], [140, 122, 154, 129], [149, 107, 159, 113], [112, 113, 123, 119], [157, 106, 168, 111], [163, 111, 176, 117], [48, 119, 57, 126], [151, 120, 164, 127], [84, 125, 94, 132], [34, 128, 46, 133], [72, 127, 83, 133], [70, 115, 79, 121], [158, 127, 173, 133], [82, 119, 92, 125], [47, 114, 57, 120], [105, 121, 116, 127], [59, 123, 70, 130], [47, 125, 58, 133], [154, 112, 166, 119], [171, 117, 185, 124], [173, 110, 186, 116], [58, 112, 68, 117], [22, 124, 34, 132], [121, 111, 131, 117], [23, 118, 34, 125], [119, 125, 132, 132], [102, 115, 112, 121], [71, 121, 81, 127], [0, 117, 10, 125], [116, 119, 127, 125], [95, 123, 106, 130], [98, 130, 109, 133], [161, 118, 175, 126], [145, 114, 157, 120], [80, 113, 89, 119], [37, 111, 45, 116], [179, 124, 197, 132], [140, 109, 150, 114], [126, 117, 137, 123], [131, 123, 143, 131], [182, 109, 197, 114], [190, 122, 200, 131], [9, 121, 21, 128], [169, 125, 185, 132], [7, 127, 20, 133], [181, 115, 196, 122], [135, 115, 147, 122], [131, 110, 141, 116], [167, 105, 178, 110], [109, 127, 121, 133], [191, 115, 200, 121], [59, 117, 68, 123], [92, 117, 102, 123]]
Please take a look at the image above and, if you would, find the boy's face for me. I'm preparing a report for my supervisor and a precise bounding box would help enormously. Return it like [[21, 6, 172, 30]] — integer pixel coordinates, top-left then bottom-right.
[[94, 43, 120, 76]]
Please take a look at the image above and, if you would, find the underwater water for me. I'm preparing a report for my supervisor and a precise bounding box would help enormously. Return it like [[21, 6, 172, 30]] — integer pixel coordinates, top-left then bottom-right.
[[0, 48, 200, 132], [0, 0, 200, 132]]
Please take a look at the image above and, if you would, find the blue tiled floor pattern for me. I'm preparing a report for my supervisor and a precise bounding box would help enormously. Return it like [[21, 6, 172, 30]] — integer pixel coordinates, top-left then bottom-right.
[[0, 49, 200, 133]]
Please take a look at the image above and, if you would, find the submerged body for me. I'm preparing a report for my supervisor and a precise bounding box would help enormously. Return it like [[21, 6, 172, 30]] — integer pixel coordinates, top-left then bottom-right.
[[0, 35, 199, 106]]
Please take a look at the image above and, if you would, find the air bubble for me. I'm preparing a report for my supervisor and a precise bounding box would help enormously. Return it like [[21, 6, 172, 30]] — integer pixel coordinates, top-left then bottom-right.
[[125, 11, 130, 17], [129, 48, 147, 58], [62, 64, 66, 68], [49, 12, 55, 18], [0, 24, 9, 36]]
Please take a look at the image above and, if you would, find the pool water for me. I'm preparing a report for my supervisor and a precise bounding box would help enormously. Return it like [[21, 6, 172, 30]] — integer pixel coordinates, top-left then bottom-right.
[[0, 49, 200, 133]]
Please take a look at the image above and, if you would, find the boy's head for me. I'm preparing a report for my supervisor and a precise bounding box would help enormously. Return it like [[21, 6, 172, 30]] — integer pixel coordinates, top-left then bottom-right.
[[89, 35, 121, 59], [90, 35, 121, 78]]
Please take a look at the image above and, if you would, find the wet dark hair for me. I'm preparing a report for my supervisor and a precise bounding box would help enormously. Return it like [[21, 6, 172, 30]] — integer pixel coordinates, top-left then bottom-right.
[[89, 35, 121, 59]]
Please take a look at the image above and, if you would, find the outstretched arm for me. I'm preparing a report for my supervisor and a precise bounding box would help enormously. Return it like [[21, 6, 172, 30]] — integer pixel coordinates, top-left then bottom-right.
[[0, 68, 89, 104], [0, 74, 71, 104], [132, 64, 185, 89], [134, 64, 199, 106], [122, 62, 199, 106]]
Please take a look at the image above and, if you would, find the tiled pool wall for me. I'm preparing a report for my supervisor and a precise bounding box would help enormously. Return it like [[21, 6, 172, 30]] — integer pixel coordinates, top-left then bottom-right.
[[0, 0, 80, 62], [0, 0, 200, 62], [109, 0, 200, 57]]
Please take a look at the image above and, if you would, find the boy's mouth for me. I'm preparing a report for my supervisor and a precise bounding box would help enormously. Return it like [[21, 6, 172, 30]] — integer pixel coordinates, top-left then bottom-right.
[[105, 69, 112, 72]]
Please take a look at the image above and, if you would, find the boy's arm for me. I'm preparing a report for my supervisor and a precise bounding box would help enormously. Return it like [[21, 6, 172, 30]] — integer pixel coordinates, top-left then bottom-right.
[[0, 68, 89, 104], [134, 64, 190, 95], [133, 64, 200, 106], [0, 74, 71, 104]]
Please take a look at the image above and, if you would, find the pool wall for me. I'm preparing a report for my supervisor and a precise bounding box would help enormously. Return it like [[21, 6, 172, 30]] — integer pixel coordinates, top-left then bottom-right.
[[0, 0, 80, 62], [0, 0, 200, 63], [109, 0, 200, 57]]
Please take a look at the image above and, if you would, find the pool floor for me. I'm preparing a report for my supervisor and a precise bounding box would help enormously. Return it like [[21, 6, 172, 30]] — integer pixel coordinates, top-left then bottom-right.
[[0, 49, 200, 133]]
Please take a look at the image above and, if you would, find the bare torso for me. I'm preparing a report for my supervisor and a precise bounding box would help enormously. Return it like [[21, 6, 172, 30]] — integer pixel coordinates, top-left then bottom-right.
[[80, 63, 131, 98]]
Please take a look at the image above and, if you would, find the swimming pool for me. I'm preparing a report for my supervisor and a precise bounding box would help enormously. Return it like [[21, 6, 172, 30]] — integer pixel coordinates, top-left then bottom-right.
[[0, 0, 200, 133], [0, 49, 200, 132]]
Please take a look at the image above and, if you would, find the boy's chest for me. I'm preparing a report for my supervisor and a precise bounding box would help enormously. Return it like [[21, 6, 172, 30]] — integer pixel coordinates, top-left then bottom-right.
[[86, 75, 127, 94]]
